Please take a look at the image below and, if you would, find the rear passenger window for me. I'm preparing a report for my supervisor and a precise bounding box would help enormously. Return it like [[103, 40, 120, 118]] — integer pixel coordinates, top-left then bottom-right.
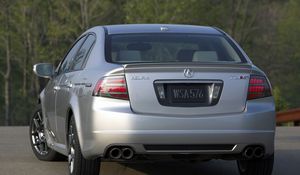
[[58, 36, 86, 74], [70, 34, 96, 71]]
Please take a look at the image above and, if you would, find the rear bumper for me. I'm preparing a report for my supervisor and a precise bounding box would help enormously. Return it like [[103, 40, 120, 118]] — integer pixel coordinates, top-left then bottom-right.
[[78, 97, 275, 159]]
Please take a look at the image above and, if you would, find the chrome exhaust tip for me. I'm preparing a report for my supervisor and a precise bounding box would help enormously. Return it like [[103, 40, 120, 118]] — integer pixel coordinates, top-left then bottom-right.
[[243, 147, 254, 159], [122, 148, 134, 160], [109, 147, 122, 159], [254, 146, 264, 159]]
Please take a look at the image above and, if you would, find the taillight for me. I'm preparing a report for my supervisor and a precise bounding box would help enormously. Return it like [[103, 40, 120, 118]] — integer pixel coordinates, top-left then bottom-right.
[[93, 76, 129, 100], [247, 75, 272, 100]]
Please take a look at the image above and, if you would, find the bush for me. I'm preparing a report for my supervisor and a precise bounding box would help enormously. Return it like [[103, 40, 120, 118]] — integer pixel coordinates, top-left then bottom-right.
[[273, 86, 289, 112]]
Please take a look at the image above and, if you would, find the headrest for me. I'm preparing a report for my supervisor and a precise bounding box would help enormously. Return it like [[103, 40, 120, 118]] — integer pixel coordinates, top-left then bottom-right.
[[117, 50, 141, 62], [176, 49, 195, 62], [193, 51, 218, 62]]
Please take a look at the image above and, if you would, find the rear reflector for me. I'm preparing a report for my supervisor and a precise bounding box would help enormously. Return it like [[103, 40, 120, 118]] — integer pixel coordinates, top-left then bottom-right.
[[93, 76, 129, 100], [247, 75, 271, 100]]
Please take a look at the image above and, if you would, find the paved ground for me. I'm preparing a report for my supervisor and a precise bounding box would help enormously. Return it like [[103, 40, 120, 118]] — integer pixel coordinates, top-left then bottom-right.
[[0, 127, 299, 175]]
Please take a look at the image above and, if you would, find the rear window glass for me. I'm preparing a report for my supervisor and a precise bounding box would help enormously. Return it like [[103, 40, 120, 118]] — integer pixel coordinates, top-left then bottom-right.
[[106, 34, 245, 63]]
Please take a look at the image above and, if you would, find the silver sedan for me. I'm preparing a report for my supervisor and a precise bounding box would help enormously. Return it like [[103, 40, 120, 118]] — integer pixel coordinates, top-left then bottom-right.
[[30, 24, 275, 175]]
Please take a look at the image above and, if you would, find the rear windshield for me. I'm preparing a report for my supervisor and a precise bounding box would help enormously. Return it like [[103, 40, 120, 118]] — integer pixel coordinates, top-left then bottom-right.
[[106, 33, 246, 63]]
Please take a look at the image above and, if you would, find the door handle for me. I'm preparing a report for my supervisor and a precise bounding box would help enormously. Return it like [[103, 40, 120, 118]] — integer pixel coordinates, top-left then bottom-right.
[[53, 86, 60, 91], [66, 82, 73, 88]]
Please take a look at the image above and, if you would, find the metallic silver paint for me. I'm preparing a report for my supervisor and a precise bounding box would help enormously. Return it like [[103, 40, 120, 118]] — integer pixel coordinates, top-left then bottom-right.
[[34, 24, 275, 160]]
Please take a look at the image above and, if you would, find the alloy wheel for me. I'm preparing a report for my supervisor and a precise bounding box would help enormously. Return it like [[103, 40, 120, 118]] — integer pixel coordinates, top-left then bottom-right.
[[30, 110, 48, 155], [68, 123, 75, 174]]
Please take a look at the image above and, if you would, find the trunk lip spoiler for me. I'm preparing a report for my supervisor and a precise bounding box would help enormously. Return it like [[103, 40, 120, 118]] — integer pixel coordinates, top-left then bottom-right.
[[123, 63, 252, 70], [123, 63, 252, 73]]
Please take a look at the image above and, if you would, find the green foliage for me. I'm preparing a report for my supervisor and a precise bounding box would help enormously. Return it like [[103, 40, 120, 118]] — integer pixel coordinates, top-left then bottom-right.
[[275, 0, 300, 108], [0, 0, 299, 125], [273, 87, 289, 111]]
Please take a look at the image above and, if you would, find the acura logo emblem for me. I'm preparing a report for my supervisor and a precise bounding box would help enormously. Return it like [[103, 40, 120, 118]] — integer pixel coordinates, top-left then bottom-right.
[[160, 26, 169, 31], [183, 68, 194, 78]]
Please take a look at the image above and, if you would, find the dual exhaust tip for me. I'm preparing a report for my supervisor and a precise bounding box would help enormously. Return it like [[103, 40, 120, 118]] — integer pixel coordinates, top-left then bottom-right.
[[243, 146, 264, 159], [108, 147, 134, 160]]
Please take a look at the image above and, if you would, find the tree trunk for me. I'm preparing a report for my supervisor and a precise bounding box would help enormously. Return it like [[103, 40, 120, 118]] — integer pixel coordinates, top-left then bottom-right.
[[4, 76, 10, 126], [3, 3, 11, 126], [22, 31, 32, 97], [229, 0, 242, 41], [4, 30, 11, 126], [80, 0, 89, 30]]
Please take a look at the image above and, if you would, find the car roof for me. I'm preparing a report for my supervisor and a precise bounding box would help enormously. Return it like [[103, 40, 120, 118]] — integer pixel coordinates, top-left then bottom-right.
[[103, 24, 222, 35]]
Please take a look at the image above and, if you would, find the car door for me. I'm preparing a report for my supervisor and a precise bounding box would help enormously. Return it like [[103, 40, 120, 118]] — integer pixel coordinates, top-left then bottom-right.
[[51, 35, 87, 143], [43, 73, 61, 136], [55, 34, 96, 144]]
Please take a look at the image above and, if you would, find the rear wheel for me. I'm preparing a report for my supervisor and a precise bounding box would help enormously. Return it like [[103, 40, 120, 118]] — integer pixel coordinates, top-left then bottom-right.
[[68, 116, 101, 175], [237, 154, 274, 175], [29, 105, 61, 161]]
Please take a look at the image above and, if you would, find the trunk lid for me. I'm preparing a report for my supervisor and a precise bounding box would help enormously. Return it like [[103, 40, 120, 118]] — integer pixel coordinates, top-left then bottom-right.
[[124, 63, 252, 116]]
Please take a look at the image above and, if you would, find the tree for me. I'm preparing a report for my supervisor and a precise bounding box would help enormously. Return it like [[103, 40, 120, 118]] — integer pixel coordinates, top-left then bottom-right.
[[0, 0, 13, 125], [275, 0, 300, 108], [0, 0, 298, 125]]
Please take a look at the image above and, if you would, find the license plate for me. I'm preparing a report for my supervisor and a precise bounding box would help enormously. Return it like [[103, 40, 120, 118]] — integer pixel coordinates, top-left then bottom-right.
[[169, 85, 206, 103]]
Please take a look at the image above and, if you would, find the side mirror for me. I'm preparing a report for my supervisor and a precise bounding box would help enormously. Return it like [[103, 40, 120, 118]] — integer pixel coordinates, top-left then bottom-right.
[[33, 63, 55, 79]]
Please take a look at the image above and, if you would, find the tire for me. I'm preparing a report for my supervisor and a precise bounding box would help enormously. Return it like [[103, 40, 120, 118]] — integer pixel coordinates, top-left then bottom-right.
[[29, 105, 62, 161], [68, 116, 101, 175], [237, 154, 274, 175]]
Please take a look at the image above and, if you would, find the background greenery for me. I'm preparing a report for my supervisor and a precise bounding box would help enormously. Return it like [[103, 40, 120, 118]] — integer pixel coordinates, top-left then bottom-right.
[[0, 0, 298, 125]]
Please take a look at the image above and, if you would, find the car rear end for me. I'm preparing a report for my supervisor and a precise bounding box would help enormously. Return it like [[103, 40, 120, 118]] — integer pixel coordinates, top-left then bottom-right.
[[81, 25, 275, 163]]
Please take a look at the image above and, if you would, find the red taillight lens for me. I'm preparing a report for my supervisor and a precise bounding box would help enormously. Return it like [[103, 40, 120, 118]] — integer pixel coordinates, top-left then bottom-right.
[[247, 75, 272, 100], [93, 76, 129, 100]]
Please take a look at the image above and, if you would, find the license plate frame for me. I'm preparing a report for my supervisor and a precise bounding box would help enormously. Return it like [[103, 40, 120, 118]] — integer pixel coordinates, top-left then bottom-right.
[[153, 80, 223, 107]]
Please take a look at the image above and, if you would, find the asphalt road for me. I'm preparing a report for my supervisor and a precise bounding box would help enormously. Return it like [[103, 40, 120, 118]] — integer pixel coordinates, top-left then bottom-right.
[[0, 127, 299, 175]]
